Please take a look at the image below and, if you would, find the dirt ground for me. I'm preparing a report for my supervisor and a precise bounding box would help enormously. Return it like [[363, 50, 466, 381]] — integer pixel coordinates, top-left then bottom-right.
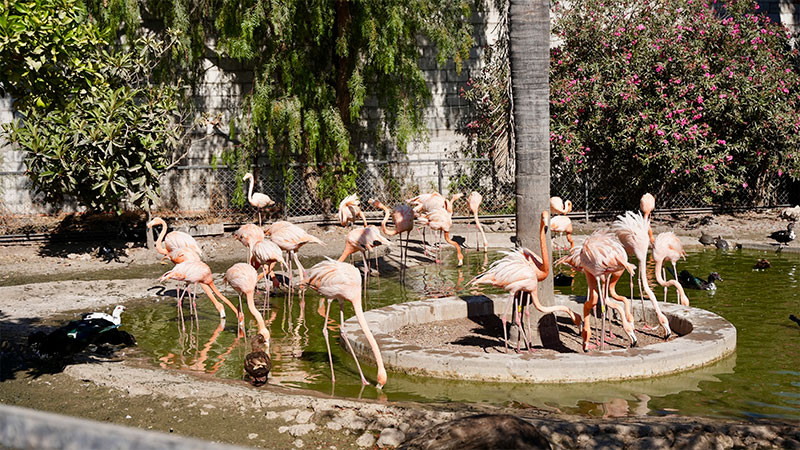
[[1, 209, 799, 448]]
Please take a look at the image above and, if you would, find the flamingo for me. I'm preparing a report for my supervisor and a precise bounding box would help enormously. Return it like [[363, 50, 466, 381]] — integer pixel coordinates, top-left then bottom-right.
[[406, 192, 462, 214], [243, 173, 275, 226], [233, 223, 265, 263], [653, 232, 690, 307], [224, 263, 271, 345], [300, 259, 388, 388], [550, 197, 573, 215], [467, 191, 488, 252], [338, 194, 368, 227], [575, 229, 638, 351], [612, 211, 673, 337], [251, 238, 289, 312], [159, 261, 244, 333], [338, 226, 392, 275], [265, 221, 325, 285], [370, 199, 414, 265], [167, 247, 202, 264], [550, 215, 574, 251], [640, 193, 656, 245], [423, 208, 463, 266], [147, 217, 203, 263]]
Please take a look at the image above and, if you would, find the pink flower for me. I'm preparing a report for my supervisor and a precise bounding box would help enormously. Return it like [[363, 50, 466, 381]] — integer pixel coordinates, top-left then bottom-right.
[[637, 24, 646, 31], [726, 155, 733, 161], [670, 169, 676, 174], [742, 182, 748, 188], [718, 139, 727, 145], [778, 169, 783, 176], [697, 95, 704, 104]]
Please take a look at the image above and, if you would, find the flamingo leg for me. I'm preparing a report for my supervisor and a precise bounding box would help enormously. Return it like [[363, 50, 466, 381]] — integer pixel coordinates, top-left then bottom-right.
[[322, 299, 335, 383], [340, 307, 369, 386], [600, 275, 607, 350], [291, 250, 306, 283], [177, 283, 189, 332], [501, 292, 515, 353], [662, 267, 668, 303]]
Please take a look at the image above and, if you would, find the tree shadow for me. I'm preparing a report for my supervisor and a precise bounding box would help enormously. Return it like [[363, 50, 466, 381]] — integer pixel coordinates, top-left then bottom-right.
[[35, 211, 147, 259]]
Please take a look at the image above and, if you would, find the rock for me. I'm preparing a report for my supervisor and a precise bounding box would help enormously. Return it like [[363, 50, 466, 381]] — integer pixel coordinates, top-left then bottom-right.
[[281, 409, 299, 422], [326, 422, 343, 431], [781, 206, 800, 221], [296, 410, 314, 424], [248, 433, 258, 440], [287, 424, 317, 437], [401, 414, 550, 450], [356, 432, 376, 448], [377, 428, 406, 448], [266, 411, 280, 420], [293, 439, 304, 448]]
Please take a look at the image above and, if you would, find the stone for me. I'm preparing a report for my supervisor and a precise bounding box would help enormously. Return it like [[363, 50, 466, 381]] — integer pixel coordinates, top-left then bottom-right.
[[780, 206, 800, 221], [326, 422, 343, 431], [287, 424, 317, 437], [356, 432, 376, 448], [377, 428, 406, 448], [296, 410, 314, 424], [281, 409, 300, 422], [248, 433, 258, 440], [293, 439, 304, 448]]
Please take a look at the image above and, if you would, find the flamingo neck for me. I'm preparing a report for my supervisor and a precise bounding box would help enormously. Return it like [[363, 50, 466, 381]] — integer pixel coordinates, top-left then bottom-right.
[[246, 176, 255, 203], [154, 220, 168, 255], [379, 204, 396, 236], [351, 300, 387, 387], [537, 217, 549, 281], [443, 231, 462, 263]]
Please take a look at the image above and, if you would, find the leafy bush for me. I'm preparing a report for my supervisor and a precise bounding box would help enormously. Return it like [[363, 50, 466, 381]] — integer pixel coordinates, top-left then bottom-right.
[[0, 0, 188, 213], [550, 0, 800, 205]]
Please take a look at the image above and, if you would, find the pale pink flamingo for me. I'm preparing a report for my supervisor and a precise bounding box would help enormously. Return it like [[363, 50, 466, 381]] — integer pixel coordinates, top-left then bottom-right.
[[301, 259, 388, 388], [370, 199, 414, 265], [467, 191, 488, 252], [265, 221, 325, 285], [406, 192, 462, 253], [224, 263, 271, 345], [243, 173, 275, 226], [233, 223, 265, 263], [550, 215, 574, 251], [612, 211, 673, 337], [653, 232, 690, 307], [250, 238, 289, 312], [576, 229, 638, 351], [338, 226, 391, 275], [147, 217, 203, 263], [423, 208, 463, 266], [550, 197, 573, 215], [160, 261, 244, 333], [167, 247, 202, 264], [338, 194, 368, 227], [640, 193, 656, 245]]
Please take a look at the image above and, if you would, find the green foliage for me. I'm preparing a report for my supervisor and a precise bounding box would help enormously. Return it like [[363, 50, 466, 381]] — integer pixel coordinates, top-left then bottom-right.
[[550, 0, 800, 205], [0, 0, 186, 213]]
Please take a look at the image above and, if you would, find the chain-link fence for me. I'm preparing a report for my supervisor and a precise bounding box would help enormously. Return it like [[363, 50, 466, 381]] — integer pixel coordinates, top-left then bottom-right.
[[0, 158, 796, 233]]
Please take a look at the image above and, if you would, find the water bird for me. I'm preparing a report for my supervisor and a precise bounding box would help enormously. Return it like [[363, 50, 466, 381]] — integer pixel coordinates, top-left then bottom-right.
[[550, 196, 573, 215], [29, 306, 135, 359], [224, 263, 271, 345], [699, 231, 716, 246], [422, 208, 463, 266], [265, 221, 325, 284], [467, 191, 489, 252], [244, 333, 271, 386], [370, 199, 414, 265], [678, 270, 723, 290], [338, 193, 368, 227], [147, 217, 203, 263], [790, 315, 800, 327], [640, 193, 656, 244], [243, 173, 275, 225], [769, 222, 795, 246], [233, 223, 265, 263], [550, 215, 574, 250], [338, 226, 391, 275], [714, 236, 729, 250], [653, 232, 690, 306], [553, 272, 574, 286], [753, 259, 771, 270]]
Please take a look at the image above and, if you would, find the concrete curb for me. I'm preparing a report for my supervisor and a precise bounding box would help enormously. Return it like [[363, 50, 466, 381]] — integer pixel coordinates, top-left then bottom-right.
[[341, 295, 736, 383]]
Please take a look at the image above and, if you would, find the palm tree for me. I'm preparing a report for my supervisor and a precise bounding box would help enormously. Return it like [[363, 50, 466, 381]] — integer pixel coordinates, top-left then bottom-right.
[[509, 0, 556, 344]]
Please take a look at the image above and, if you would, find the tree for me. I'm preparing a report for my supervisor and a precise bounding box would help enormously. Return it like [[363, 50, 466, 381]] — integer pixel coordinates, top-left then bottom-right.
[[0, 0, 189, 213], [551, 0, 800, 206], [509, 0, 555, 342]]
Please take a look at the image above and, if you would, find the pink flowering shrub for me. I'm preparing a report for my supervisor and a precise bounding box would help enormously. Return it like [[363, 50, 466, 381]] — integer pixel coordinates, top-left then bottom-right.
[[551, 0, 800, 205]]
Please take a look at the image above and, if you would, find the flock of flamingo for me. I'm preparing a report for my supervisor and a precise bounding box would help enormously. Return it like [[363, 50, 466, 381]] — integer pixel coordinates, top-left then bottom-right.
[[146, 173, 691, 389]]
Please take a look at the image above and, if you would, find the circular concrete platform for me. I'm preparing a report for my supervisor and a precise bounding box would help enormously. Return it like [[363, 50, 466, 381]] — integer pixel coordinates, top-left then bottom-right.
[[341, 294, 737, 383]]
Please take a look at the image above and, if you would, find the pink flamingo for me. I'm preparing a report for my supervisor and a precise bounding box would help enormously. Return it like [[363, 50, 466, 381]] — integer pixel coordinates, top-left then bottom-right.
[[550, 215, 574, 250], [233, 223, 265, 263], [338, 226, 391, 275], [147, 217, 203, 263], [370, 199, 414, 265], [550, 197, 573, 215], [653, 232, 690, 307], [301, 259, 388, 388], [167, 247, 202, 264], [224, 263, 271, 345], [338, 194, 368, 227], [265, 221, 325, 284], [407, 192, 462, 252], [159, 261, 244, 333], [243, 173, 275, 226], [467, 192, 488, 252], [251, 238, 289, 312], [423, 208, 463, 266], [640, 193, 656, 245], [612, 211, 673, 337]]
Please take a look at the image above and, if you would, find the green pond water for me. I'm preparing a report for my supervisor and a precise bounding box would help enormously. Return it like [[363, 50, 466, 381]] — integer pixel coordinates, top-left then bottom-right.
[[122, 248, 800, 420]]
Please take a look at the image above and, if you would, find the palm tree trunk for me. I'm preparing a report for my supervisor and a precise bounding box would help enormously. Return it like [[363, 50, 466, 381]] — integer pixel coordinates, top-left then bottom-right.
[[509, 0, 555, 345]]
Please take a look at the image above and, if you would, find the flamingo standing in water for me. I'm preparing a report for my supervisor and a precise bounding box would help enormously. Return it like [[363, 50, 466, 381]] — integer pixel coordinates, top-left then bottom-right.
[[250, 238, 289, 312], [550, 215, 574, 251], [159, 261, 244, 334], [265, 221, 324, 285], [224, 263, 271, 345], [233, 223, 265, 263], [147, 218, 203, 263], [423, 208, 463, 267], [612, 211, 673, 337], [640, 193, 656, 245], [243, 173, 275, 225], [407, 192, 462, 254], [301, 259, 387, 388], [653, 232, 690, 307], [338, 194, 368, 227], [467, 192, 488, 252], [338, 226, 391, 275], [370, 199, 414, 265]]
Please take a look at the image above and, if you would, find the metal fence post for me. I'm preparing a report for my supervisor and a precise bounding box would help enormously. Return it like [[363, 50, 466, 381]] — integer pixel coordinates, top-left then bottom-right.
[[437, 159, 444, 194], [584, 176, 590, 222]]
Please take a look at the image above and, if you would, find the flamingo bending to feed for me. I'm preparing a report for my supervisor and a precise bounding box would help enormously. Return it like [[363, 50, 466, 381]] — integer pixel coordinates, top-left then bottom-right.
[[251, 238, 289, 310], [640, 193, 656, 245], [233, 223, 265, 263], [265, 221, 325, 284], [467, 191, 488, 252], [159, 261, 244, 332], [550, 215, 574, 250], [224, 263, 271, 345], [612, 211, 673, 337], [370, 199, 414, 265], [550, 197, 573, 215], [301, 259, 388, 388], [653, 232, 690, 307], [243, 173, 275, 226], [147, 217, 203, 263], [338, 194, 368, 227], [338, 226, 392, 275], [423, 208, 463, 266]]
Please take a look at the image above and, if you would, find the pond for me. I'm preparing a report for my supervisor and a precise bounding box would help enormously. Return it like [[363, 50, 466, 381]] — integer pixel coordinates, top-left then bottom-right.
[[122, 247, 800, 420]]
